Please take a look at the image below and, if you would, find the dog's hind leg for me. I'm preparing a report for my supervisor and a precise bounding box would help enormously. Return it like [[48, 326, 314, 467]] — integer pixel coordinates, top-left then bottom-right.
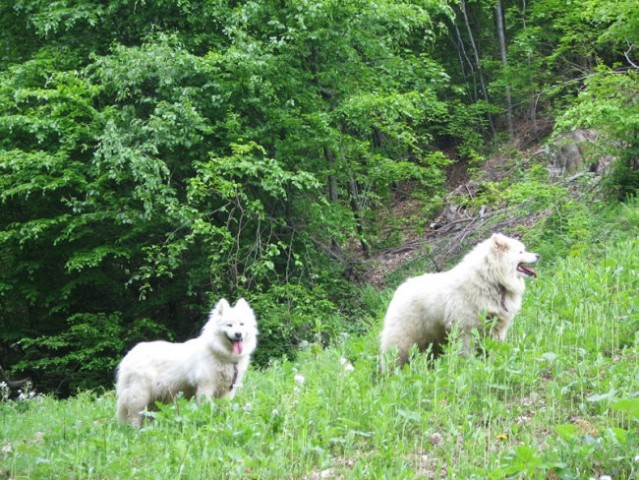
[[117, 388, 151, 427]]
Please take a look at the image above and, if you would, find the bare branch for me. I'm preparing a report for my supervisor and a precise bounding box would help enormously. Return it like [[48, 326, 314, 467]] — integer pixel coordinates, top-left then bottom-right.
[[625, 40, 639, 69]]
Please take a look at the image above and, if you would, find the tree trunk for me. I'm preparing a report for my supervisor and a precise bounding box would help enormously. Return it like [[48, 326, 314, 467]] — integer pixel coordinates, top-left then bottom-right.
[[452, 22, 477, 101], [496, 0, 514, 140], [338, 146, 370, 259], [520, 0, 539, 130], [348, 173, 370, 259], [323, 146, 343, 257], [459, 0, 495, 135], [324, 146, 339, 205]]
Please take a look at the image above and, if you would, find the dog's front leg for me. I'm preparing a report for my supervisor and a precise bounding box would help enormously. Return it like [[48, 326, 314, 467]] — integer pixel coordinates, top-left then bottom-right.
[[195, 385, 216, 403], [459, 331, 473, 356], [491, 316, 512, 342]]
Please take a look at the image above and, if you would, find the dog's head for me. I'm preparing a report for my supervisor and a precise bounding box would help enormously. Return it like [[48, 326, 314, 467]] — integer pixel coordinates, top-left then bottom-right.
[[204, 298, 258, 358], [490, 233, 539, 280]]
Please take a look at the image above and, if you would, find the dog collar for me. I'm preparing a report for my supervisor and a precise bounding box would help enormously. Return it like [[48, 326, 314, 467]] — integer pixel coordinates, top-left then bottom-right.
[[498, 284, 509, 312], [230, 362, 239, 391]]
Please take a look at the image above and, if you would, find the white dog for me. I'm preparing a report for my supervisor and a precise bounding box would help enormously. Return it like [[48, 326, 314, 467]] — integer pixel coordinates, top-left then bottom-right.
[[115, 298, 258, 426], [380, 233, 539, 369]]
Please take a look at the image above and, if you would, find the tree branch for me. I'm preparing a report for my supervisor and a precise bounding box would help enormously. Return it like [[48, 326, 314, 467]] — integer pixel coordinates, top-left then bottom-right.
[[625, 40, 639, 69]]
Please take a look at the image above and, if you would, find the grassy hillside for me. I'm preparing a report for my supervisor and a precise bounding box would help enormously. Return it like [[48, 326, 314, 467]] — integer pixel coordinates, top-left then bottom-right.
[[3, 198, 639, 479]]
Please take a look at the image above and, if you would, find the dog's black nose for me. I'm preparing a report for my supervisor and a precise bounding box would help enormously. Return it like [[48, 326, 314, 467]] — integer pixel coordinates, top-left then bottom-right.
[[234, 332, 243, 340]]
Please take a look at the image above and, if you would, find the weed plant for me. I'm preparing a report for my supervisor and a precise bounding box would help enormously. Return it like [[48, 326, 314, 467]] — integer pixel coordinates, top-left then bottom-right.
[[3, 202, 639, 479]]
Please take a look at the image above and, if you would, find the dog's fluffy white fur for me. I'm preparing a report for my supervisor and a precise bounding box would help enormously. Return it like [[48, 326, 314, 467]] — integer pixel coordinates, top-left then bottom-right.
[[115, 298, 258, 426], [380, 233, 538, 369]]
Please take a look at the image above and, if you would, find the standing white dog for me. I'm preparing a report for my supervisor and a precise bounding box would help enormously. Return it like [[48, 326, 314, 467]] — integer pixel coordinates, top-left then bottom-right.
[[116, 298, 258, 426], [380, 233, 538, 369]]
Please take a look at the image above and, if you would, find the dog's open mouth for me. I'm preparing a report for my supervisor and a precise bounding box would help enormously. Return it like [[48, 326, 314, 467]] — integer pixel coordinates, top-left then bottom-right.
[[229, 337, 244, 355], [517, 263, 537, 277], [231, 339, 244, 355]]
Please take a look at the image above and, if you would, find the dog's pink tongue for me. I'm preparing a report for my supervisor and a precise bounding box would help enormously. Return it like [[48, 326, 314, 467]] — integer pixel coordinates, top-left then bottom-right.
[[233, 341, 243, 355]]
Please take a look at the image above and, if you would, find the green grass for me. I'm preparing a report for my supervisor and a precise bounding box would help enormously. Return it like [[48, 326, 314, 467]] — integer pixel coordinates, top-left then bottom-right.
[[4, 206, 639, 479]]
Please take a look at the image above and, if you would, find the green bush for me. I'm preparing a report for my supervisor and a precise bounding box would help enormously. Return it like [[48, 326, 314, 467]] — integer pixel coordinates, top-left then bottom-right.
[[245, 282, 358, 366], [13, 314, 167, 395]]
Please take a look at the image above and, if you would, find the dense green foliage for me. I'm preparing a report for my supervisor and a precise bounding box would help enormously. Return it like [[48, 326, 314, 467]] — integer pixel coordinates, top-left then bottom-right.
[[1, 0, 638, 394], [3, 197, 639, 478]]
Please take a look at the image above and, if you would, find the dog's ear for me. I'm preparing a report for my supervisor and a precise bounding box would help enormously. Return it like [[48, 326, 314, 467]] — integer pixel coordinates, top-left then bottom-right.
[[491, 233, 510, 252], [211, 298, 231, 317], [235, 298, 251, 310], [235, 298, 257, 323]]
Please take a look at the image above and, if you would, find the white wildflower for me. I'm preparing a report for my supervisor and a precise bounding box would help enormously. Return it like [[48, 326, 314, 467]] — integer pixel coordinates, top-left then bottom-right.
[[340, 357, 355, 372], [1, 444, 12, 454], [293, 373, 305, 394], [140, 409, 156, 420]]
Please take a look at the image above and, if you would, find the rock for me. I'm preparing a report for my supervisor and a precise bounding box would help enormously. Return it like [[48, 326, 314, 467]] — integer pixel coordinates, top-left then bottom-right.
[[544, 129, 602, 177]]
